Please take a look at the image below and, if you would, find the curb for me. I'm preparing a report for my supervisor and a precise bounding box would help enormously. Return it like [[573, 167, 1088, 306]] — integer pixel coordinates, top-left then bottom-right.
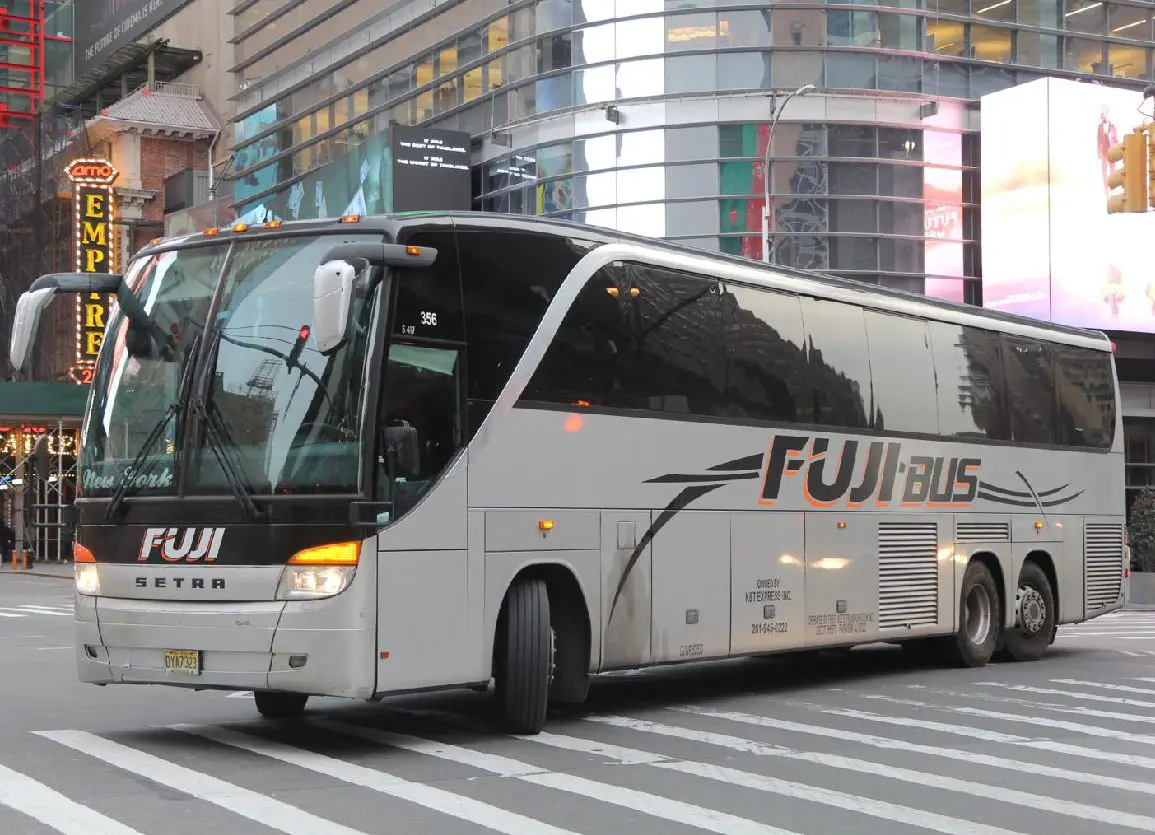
[[0, 569, 73, 580]]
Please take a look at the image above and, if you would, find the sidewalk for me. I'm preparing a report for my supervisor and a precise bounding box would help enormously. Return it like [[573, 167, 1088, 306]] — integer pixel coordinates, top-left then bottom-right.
[[0, 561, 73, 580]]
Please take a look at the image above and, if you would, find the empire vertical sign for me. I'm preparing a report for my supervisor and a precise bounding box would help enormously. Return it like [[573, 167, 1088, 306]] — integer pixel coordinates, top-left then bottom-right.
[[66, 158, 119, 384]]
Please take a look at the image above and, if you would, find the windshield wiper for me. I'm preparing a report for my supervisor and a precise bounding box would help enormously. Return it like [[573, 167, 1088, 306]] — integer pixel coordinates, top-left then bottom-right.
[[104, 331, 202, 520], [191, 327, 264, 521]]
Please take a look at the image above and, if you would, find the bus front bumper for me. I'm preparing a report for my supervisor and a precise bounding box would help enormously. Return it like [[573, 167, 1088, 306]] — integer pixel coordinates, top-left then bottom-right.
[[75, 592, 376, 699]]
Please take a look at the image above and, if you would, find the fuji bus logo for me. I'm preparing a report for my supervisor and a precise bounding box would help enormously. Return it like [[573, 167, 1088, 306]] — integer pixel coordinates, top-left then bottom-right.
[[138, 527, 226, 562]]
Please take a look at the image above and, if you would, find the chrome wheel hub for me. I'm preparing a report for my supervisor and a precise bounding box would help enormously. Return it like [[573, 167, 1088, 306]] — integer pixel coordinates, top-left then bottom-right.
[[1016, 585, 1046, 634]]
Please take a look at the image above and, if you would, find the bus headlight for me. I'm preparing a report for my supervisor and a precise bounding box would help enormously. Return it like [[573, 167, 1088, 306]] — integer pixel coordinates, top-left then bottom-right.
[[75, 564, 100, 596], [276, 540, 361, 600], [276, 565, 356, 600]]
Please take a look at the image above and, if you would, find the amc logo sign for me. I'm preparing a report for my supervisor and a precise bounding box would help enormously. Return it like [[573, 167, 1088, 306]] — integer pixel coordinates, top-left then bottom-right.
[[66, 158, 119, 185]]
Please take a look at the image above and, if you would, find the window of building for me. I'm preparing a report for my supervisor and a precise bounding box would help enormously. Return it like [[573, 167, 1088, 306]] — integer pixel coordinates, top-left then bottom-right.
[[970, 23, 1013, 62]]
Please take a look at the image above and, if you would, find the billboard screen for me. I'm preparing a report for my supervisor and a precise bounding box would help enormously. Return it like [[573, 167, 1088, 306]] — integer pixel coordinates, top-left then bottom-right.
[[981, 77, 1155, 333], [75, 0, 193, 77]]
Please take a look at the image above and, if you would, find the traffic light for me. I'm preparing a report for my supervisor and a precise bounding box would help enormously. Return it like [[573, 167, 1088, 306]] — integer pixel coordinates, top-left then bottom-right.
[[286, 324, 309, 370], [1107, 128, 1149, 214]]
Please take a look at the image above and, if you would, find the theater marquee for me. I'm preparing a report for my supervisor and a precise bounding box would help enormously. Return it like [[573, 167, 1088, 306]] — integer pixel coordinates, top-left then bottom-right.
[[66, 158, 119, 384]]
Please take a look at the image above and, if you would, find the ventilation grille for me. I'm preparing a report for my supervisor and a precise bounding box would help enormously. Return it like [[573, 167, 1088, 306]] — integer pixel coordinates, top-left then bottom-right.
[[1085, 523, 1124, 610], [878, 521, 939, 629], [956, 521, 1010, 543]]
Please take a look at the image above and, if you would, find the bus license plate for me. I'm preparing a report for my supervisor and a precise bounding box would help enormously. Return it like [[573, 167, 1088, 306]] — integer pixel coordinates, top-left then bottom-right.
[[163, 649, 200, 675]]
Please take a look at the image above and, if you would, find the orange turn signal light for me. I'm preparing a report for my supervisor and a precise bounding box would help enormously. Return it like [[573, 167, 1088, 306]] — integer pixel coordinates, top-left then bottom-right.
[[73, 542, 96, 563], [203, 227, 219, 236], [288, 541, 360, 565], [339, 214, 361, 224]]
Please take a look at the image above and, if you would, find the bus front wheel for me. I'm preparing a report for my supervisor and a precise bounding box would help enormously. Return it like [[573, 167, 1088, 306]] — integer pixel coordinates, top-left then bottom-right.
[[254, 691, 309, 719], [494, 576, 554, 735], [938, 560, 1001, 667]]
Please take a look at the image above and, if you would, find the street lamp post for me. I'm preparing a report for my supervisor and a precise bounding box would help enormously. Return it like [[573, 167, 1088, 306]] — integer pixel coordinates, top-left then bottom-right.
[[761, 83, 816, 265]]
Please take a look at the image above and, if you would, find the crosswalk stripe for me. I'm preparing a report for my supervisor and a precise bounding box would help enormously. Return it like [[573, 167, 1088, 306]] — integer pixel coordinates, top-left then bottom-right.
[[478, 719, 1031, 835], [0, 611, 22, 618], [0, 763, 145, 835], [310, 718, 797, 835], [34, 730, 367, 835], [174, 723, 584, 835], [804, 704, 1155, 772], [858, 693, 1155, 744], [7, 606, 71, 617], [654, 707, 1155, 805], [1050, 678, 1155, 696], [976, 681, 1155, 711]]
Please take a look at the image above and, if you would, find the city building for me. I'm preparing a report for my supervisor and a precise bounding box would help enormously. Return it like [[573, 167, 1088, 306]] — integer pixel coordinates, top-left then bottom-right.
[[225, 0, 1155, 514], [0, 0, 233, 563]]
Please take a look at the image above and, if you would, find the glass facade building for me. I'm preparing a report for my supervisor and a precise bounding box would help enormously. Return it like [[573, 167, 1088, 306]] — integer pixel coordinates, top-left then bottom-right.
[[228, 0, 1155, 300]]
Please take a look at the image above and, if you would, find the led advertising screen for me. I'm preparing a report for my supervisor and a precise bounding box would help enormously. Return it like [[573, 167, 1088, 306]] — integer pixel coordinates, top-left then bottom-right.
[[981, 77, 1155, 333]]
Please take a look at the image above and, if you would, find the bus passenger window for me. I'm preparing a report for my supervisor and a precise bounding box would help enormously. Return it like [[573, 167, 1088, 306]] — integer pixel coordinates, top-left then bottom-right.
[[376, 344, 463, 518]]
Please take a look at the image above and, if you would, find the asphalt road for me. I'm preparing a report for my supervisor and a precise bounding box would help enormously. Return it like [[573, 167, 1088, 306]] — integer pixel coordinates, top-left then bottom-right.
[[2, 572, 1155, 835]]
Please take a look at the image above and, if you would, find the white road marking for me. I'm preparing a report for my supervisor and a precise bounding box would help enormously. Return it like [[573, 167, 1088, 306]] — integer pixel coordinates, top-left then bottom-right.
[[1049, 678, 1155, 697], [506, 721, 1033, 835], [858, 693, 1155, 744], [659, 706, 1155, 804], [35, 730, 367, 835], [192, 720, 779, 835], [0, 763, 145, 835], [314, 718, 793, 834], [976, 682, 1155, 711], [804, 703, 1155, 772]]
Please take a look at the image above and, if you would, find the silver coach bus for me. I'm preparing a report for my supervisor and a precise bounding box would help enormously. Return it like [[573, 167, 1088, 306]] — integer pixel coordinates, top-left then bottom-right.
[[7, 212, 1126, 734]]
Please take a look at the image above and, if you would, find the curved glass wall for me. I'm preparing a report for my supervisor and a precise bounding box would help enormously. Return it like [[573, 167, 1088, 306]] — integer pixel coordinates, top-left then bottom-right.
[[230, 0, 1154, 295]]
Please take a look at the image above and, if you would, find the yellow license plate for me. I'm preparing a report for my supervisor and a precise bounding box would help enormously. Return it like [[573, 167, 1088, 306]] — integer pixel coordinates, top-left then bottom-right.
[[163, 649, 200, 675]]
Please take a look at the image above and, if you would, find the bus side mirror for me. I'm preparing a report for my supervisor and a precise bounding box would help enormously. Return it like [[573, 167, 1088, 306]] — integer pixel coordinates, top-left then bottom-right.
[[383, 424, 420, 477], [313, 260, 356, 354], [9, 287, 56, 372]]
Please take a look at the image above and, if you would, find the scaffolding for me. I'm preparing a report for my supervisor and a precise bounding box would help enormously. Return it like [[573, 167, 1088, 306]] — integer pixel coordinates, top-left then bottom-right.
[[0, 101, 91, 381], [0, 419, 79, 567]]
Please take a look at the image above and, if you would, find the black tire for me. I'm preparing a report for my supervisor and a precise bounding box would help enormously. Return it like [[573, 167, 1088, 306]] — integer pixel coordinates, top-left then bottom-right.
[[253, 691, 308, 719], [493, 577, 554, 735], [936, 560, 1001, 667], [1001, 561, 1055, 662]]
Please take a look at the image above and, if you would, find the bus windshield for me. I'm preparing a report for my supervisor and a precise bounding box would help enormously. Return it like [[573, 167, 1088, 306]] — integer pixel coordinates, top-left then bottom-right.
[[79, 232, 382, 499]]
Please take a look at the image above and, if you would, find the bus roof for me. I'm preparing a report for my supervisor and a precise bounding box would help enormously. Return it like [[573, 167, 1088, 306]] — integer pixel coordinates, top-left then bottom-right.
[[140, 211, 1111, 350]]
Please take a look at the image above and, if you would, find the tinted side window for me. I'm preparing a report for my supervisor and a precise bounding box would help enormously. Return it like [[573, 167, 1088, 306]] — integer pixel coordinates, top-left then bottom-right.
[[521, 266, 630, 408], [1002, 335, 1056, 444], [864, 311, 938, 434], [457, 228, 597, 438], [720, 283, 812, 424], [615, 263, 726, 416], [929, 321, 1009, 441], [1054, 346, 1116, 449], [394, 227, 464, 342], [522, 263, 726, 418], [798, 296, 872, 429]]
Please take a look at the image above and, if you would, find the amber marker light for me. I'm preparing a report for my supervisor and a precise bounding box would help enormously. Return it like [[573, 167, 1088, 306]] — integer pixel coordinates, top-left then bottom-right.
[[288, 541, 360, 565], [406, 245, 422, 256], [232, 222, 249, 233], [339, 214, 361, 223]]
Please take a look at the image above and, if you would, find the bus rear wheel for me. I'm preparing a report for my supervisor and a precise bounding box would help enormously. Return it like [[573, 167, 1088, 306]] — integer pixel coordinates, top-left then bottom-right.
[[254, 691, 309, 719], [1000, 561, 1055, 662], [494, 577, 554, 735], [937, 560, 1001, 667]]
